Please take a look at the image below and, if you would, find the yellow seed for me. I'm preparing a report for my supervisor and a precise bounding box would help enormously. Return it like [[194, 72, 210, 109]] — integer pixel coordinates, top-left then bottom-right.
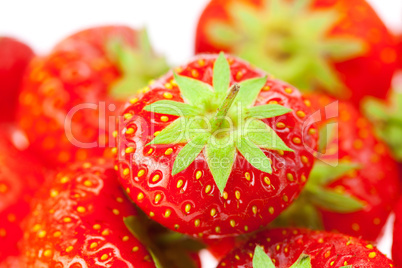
[[174, 224, 180, 230], [244, 226, 249, 231], [198, 59, 205, 66], [210, 208, 217, 217], [124, 113, 133, 120], [165, 148, 173, 155], [196, 171, 202, 179], [152, 174, 160, 182], [163, 92, 173, 99], [123, 168, 130, 176], [276, 122, 286, 129], [285, 88, 293, 94], [77, 206, 86, 213], [309, 128, 316, 135], [215, 226, 221, 233], [82, 162, 91, 169], [177, 180, 184, 188], [43, 249, 53, 257], [263, 85, 271, 91], [129, 98, 138, 104], [192, 69, 199, 77], [116, 197, 124, 203], [278, 150, 284, 156], [126, 188, 131, 194], [235, 190, 241, 200], [165, 83, 173, 90], [93, 224, 101, 230], [111, 147, 117, 154], [222, 192, 228, 199], [53, 231, 61, 238], [161, 116, 169, 122], [126, 128, 134, 135], [84, 180, 93, 187], [149, 212, 155, 217], [366, 244, 374, 249], [194, 219, 201, 227], [269, 207, 274, 214], [113, 209, 120, 215], [137, 169, 145, 177], [32, 224, 41, 232], [147, 148, 153, 154], [125, 147, 134, 154], [293, 137, 301, 144], [90, 242, 98, 249], [50, 189, 59, 197], [60, 176, 69, 184], [282, 195, 289, 202], [164, 209, 172, 218], [37, 230, 47, 238], [154, 131, 161, 136], [185, 204, 192, 213], [122, 236, 129, 242], [304, 99, 311, 107], [301, 156, 309, 164], [102, 230, 110, 236], [301, 174, 307, 183], [230, 220, 236, 227], [64, 217, 72, 223], [369, 252, 376, 259], [112, 130, 118, 138], [155, 194, 162, 203], [287, 173, 294, 182], [252, 206, 258, 215], [132, 246, 139, 252], [66, 246, 73, 253], [264, 177, 271, 185], [205, 185, 212, 194], [101, 254, 109, 261], [245, 172, 251, 181], [296, 111, 306, 118], [137, 193, 144, 200]]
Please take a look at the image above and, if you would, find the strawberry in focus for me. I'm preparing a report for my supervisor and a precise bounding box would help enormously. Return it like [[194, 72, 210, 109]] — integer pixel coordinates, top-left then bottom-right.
[[392, 198, 402, 267], [217, 228, 394, 267], [115, 53, 318, 238], [195, 0, 398, 106], [0, 37, 34, 122], [273, 95, 400, 241], [0, 129, 45, 267], [17, 26, 169, 167]]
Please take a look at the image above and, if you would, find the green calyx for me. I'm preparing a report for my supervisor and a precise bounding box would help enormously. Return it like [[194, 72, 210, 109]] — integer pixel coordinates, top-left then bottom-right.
[[144, 52, 293, 194], [253, 246, 312, 268], [207, 0, 367, 95], [107, 28, 169, 99], [363, 90, 402, 161]]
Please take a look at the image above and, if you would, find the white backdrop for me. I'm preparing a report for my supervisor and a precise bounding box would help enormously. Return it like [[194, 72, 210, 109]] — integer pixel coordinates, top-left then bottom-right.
[[0, 1, 401, 267]]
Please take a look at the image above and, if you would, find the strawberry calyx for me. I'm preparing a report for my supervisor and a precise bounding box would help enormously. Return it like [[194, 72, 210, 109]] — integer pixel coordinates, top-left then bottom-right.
[[363, 90, 402, 161], [206, 0, 367, 96], [253, 245, 312, 268], [144, 52, 293, 194], [107, 28, 169, 99]]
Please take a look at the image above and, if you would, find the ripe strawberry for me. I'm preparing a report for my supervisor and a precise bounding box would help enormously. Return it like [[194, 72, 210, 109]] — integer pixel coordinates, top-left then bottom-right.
[[392, 198, 402, 267], [217, 228, 394, 267], [273, 94, 400, 241], [115, 53, 318, 238], [195, 0, 398, 106], [0, 128, 45, 266], [397, 35, 402, 69], [17, 25, 169, 167], [20, 159, 200, 268], [0, 37, 34, 122]]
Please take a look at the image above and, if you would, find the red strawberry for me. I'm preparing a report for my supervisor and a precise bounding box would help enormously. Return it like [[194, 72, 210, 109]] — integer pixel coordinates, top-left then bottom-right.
[[195, 0, 398, 106], [115, 53, 318, 238], [392, 198, 402, 267], [17, 25, 169, 167], [20, 158, 200, 268], [217, 228, 394, 267], [0, 128, 45, 266], [397, 35, 402, 69], [273, 94, 400, 241], [0, 37, 34, 122]]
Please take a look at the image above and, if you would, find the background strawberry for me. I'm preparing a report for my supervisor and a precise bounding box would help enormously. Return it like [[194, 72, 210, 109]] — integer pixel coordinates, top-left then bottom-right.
[[115, 53, 318, 238], [17, 25, 169, 167], [217, 228, 394, 267], [273, 94, 400, 241], [0, 37, 34, 122], [392, 198, 402, 267], [195, 0, 398, 106], [0, 128, 45, 267]]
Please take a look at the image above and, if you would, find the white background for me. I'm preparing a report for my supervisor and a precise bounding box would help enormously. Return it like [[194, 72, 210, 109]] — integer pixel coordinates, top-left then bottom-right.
[[0, 1, 400, 267]]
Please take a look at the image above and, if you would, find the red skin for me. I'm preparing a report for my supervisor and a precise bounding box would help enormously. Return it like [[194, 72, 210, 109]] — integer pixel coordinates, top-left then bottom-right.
[[0, 129, 45, 266], [392, 198, 402, 267], [195, 0, 397, 106], [17, 26, 139, 167], [20, 159, 157, 268], [115, 54, 318, 238], [397, 34, 402, 70], [217, 228, 394, 267], [0, 37, 34, 122], [309, 95, 400, 241]]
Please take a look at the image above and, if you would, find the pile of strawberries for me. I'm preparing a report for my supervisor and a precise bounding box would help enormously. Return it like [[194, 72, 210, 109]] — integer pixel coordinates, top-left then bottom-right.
[[1, 0, 402, 267]]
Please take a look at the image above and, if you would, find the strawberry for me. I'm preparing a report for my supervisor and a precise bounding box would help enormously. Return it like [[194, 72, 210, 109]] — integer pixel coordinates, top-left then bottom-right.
[[217, 228, 394, 267], [115, 53, 318, 238], [392, 198, 402, 267], [17, 25, 169, 167], [273, 94, 400, 241], [0, 128, 45, 266], [397, 35, 402, 70], [195, 0, 398, 106], [0, 37, 34, 122], [20, 158, 200, 268]]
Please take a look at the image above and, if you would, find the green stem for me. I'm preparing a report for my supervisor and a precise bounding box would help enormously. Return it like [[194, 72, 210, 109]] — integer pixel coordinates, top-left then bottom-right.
[[211, 83, 240, 132]]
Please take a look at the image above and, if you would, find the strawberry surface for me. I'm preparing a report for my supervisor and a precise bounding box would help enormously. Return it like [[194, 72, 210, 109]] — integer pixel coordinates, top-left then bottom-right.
[[17, 25, 168, 167], [195, 0, 398, 106], [273, 94, 400, 241], [0, 37, 34, 122], [0, 128, 45, 266], [392, 198, 402, 267], [217, 228, 394, 267], [115, 53, 318, 238]]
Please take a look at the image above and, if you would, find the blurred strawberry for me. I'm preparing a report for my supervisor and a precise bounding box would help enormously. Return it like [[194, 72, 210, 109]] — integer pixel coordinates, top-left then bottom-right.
[[272, 94, 400, 241], [397, 34, 402, 69], [17, 26, 169, 168], [0, 37, 34, 122], [0, 128, 45, 266], [393, 198, 402, 267], [195, 0, 398, 106]]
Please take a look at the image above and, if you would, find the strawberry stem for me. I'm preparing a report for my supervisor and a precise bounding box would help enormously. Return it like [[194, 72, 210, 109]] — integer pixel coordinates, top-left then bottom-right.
[[212, 83, 240, 132]]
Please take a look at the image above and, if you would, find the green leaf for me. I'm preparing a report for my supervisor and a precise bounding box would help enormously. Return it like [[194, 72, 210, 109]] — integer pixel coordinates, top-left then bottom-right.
[[235, 76, 267, 107], [245, 119, 293, 152], [172, 134, 210, 175], [213, 52, 231, 96], [289, 254, 312, 268], [308, 186, 365, 213], [144, 100, 199, 117], [173, 73, 214, 107], [109, 76, 148, 99], [238, 136, 272, 174], [321, 38, 367, 61], [253, 246, 275, 268], [246, 104, 293, 119], [148, 118, 189, 146], [230, 3, 263, 37], [362, 98, 389, 122], [312, 57, 347, 96], [205, 135, 236, 194], [308, 161, 361, 186]]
